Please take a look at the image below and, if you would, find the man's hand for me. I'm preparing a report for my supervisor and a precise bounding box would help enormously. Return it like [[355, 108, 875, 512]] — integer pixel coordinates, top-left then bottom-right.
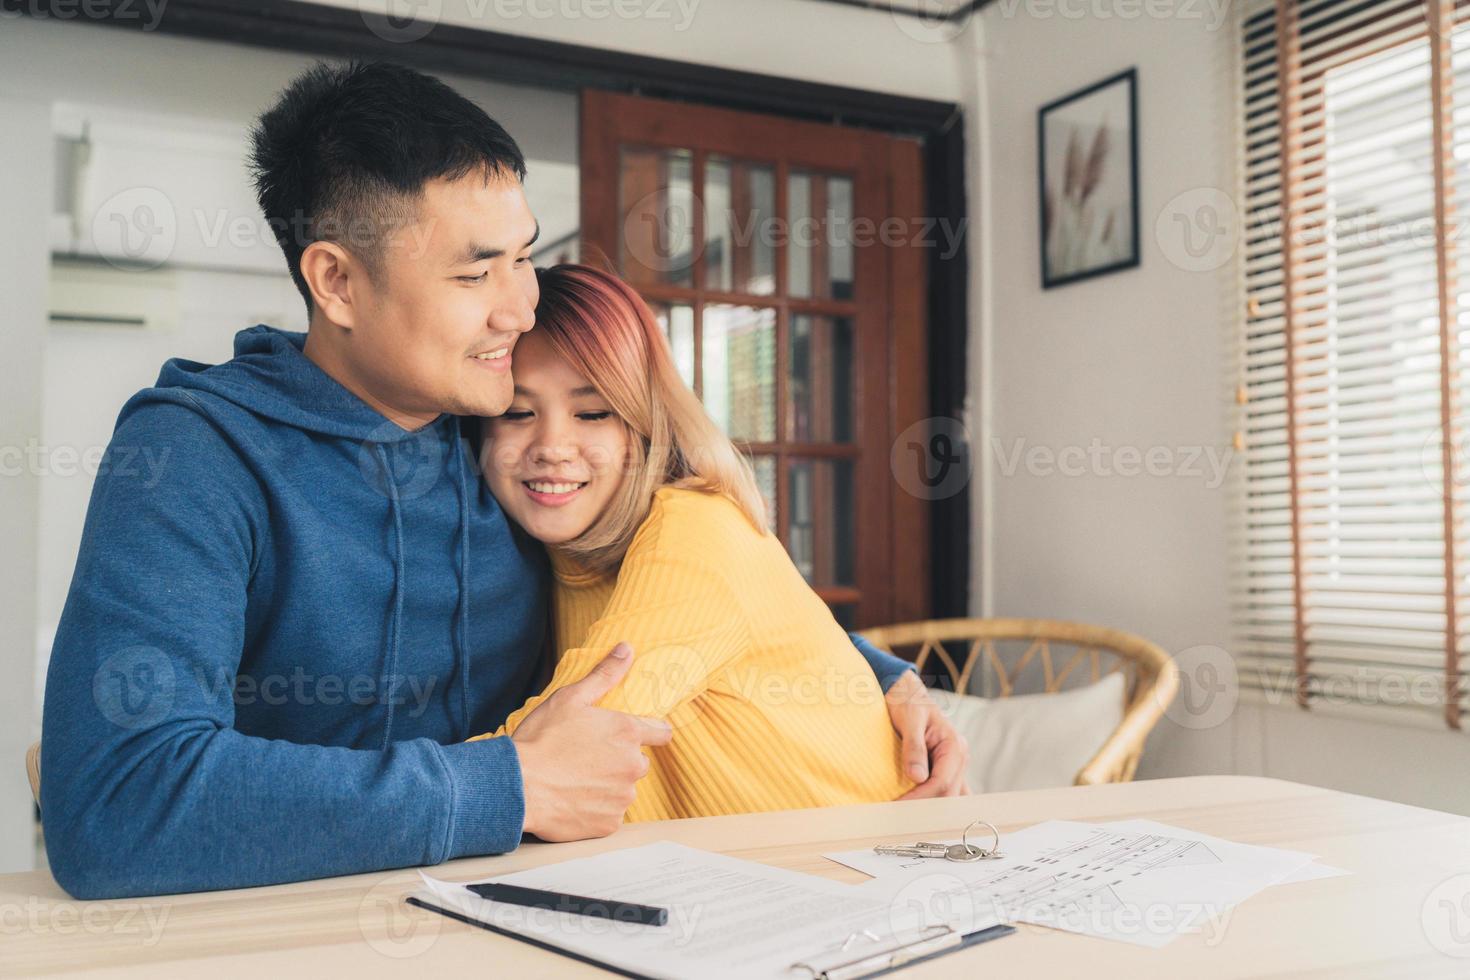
[[512, 643, 673, 841], [884, 671, 971, 799]]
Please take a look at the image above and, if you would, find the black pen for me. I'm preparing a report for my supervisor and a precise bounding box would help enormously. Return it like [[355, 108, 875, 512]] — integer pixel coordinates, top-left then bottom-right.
[[467, 882, 669, 927]]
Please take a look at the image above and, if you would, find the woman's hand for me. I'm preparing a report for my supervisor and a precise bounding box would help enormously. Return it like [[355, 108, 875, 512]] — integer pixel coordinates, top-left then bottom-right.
[[883, 671, 972, 798]]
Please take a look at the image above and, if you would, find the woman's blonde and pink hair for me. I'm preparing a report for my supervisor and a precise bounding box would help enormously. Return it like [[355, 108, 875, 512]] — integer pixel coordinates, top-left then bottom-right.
[[500, 263, 768, 572]]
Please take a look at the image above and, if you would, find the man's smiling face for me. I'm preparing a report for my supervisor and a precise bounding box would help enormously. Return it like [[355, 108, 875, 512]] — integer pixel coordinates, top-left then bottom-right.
[[348, 169, 541, 421]]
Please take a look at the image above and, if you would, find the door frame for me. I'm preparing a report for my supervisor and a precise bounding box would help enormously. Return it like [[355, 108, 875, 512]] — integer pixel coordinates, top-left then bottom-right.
[[33, 0, 972, 619]]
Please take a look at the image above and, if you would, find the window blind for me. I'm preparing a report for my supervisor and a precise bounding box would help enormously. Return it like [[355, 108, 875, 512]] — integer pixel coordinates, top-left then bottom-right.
[[1235, 0, 1470, 728]]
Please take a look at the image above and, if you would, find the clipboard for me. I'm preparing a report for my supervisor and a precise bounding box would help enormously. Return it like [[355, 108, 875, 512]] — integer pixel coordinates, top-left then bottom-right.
[[405, 893, 1015, 979]]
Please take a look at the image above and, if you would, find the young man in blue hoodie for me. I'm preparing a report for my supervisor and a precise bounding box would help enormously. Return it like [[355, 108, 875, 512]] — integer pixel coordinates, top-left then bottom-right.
[[40, 61, 968, 900]]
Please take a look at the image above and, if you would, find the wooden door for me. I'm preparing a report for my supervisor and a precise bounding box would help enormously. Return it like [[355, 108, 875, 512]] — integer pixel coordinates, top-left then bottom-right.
[[580, 90, 929, 628]]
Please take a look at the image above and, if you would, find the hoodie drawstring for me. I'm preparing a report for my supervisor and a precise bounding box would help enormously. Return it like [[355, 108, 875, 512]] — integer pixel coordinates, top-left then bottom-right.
[[452, 416, 472, 741], [374, 421, 473, 746], [374, 443, 407, 750]]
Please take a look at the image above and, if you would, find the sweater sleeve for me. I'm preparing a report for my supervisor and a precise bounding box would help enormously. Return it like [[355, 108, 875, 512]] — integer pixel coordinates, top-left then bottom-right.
[[486, 547, 749, 738], [40, 398, 523, 900]]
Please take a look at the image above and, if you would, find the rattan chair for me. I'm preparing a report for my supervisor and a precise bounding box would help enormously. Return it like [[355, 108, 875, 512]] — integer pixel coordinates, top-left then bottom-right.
[[26, 741, 40, 808], [860, 618, 1179, 785]]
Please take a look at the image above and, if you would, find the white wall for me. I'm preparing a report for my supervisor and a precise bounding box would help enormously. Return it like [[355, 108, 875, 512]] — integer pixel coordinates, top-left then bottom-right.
[[0, 95, 50, 876], [966, 2, 1470, 814]]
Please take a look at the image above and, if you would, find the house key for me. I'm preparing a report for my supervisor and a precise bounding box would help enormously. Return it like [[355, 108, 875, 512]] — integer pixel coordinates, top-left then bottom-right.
[[872, 821, 1003, 863]]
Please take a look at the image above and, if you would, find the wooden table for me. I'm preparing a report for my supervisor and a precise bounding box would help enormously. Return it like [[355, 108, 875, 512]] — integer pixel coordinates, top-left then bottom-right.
[[3, 776, 1468, 978]]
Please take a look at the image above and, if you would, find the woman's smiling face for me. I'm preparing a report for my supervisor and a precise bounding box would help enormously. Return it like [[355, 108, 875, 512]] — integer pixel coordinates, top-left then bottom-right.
[[482, 329, 630, 544]]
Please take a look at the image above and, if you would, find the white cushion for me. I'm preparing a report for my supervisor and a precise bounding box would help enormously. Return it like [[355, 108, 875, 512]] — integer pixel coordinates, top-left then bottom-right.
[[928, 672, 1126, 793]]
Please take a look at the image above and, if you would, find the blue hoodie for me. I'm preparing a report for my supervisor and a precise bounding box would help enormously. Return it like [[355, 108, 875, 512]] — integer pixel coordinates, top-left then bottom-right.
[[41, 326, 913, 899]]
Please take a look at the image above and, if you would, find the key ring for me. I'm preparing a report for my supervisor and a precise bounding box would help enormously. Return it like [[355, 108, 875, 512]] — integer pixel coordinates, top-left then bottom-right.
[[960, 820, 1002, 859]]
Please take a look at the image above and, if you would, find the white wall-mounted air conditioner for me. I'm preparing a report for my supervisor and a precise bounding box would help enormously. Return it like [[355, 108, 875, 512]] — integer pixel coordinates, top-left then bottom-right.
[[51, 103, 282, 275]]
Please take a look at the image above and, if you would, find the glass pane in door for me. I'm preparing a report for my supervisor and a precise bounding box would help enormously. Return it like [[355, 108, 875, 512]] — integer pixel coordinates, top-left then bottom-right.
[[705, 156, 776, 296], [787, 171, 855, 300], [702, 304, 776, 442], [787, 314, 855, 443], [619, 146, 694, 288], [788, 457, 856, 587], [651, 302, 696, 390]]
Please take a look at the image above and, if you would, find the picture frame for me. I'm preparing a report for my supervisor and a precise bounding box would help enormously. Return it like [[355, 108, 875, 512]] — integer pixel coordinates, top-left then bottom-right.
[[1037, 67, 1140, 288]]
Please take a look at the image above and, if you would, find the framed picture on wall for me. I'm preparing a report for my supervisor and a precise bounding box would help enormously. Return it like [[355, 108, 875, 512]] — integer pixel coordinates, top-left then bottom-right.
[[1038, 67, 1139, 288]]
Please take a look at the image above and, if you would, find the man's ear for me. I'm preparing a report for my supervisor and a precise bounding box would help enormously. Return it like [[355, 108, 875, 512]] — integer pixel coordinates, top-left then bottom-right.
[[299, 241, 363, 330]]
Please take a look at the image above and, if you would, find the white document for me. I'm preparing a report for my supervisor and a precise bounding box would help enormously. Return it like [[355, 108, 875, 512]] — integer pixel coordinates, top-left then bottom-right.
[[414, 841, 1002, 980], [1280, 861, 1350, 884], [827, 819, 1317, 948]]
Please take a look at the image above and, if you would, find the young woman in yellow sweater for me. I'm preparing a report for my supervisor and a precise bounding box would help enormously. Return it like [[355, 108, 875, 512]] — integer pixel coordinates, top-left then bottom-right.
[[468, 263, 913, 820]]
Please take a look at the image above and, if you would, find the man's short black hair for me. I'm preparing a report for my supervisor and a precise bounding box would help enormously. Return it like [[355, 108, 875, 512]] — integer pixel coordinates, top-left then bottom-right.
[[249, 60, 527, 315]]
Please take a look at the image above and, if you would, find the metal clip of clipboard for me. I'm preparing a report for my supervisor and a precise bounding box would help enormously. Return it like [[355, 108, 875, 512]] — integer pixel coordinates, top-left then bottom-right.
[[789, 924, 963, 980]]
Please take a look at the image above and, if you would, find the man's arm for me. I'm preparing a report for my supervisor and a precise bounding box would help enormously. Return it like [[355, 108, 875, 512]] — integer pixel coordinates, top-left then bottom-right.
[[848, 631, 970, 797], [849, 631, 916, 691], [41, 400, 520, 899]]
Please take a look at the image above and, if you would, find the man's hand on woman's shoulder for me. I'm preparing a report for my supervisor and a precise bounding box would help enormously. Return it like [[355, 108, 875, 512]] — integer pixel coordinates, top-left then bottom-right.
[[511, 643, 674, 841]]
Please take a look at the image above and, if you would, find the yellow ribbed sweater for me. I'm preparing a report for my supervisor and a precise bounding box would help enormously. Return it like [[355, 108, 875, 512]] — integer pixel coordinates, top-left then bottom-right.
[[470, 486, 913, 821]]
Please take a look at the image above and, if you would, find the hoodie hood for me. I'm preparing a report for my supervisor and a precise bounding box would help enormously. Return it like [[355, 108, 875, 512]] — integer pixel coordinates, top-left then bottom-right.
[[156, 324, 436, 444]]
